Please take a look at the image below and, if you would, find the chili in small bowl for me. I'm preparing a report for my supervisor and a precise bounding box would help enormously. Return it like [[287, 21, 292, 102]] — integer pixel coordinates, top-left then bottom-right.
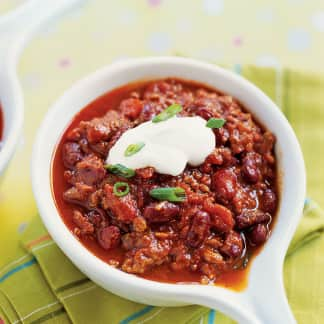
[[32, 57, 305, 323]]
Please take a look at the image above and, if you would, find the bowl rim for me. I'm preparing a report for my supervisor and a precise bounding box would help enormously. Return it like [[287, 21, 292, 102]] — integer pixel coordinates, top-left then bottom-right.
[[31, 56, 306, 307]]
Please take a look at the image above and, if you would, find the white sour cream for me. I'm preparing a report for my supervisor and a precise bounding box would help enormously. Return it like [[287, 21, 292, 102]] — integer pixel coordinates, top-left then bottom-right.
[[106, 116, 215, 176]]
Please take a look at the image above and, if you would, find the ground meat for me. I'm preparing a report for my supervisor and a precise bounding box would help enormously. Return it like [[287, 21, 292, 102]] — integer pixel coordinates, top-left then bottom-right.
[[54, 78, 278, 285], [170, 243, 191, 271], [206, 147, 234, 167], [82, 110, 126, 144], [201, 248, 224, 265], [135, 167, 155, 179], [121, 236, 170, 274], [106, 124, 131, 152], [122, 232, 153, 250], [203, 200, 234, 233], [119, 98, 143, 120], [72, 210, 94, 235], [89, 141, 110, 157], [102, 184, 139, 223]]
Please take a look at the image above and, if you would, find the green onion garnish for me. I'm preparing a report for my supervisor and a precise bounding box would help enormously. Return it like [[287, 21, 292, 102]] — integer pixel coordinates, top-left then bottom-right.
[[124, 142, 145, 157], [152, 104, 182, 123], [206, 118, 226, 129], [105, 164, 135, 178], [113, 182, 129, 197], [149, 187, 186, 202]]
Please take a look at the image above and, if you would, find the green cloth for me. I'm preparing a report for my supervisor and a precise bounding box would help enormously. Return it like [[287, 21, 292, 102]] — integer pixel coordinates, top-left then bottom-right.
[[1, 65, 324, 324]]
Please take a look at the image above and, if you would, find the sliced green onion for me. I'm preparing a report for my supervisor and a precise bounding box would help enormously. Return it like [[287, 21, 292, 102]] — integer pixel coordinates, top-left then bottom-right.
[[152, 104, 182, 123], [105, 164, 135, 178], [124, 142, 145, 157], [149, 187, 186, 202], [113, 182, 129, 197], [206, 118, 226, 129]]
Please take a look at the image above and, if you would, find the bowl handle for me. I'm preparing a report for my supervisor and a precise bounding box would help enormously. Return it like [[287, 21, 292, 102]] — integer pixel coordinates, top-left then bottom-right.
[[176, 276, 296, 324], [243, 275, 296, 324]]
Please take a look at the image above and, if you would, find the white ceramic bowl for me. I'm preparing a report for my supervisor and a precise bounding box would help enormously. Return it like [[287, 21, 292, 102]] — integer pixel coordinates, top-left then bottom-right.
[[0, 0, 83, 176], [0, 10, 25, 176], [0, 60, 24, 176], [32, 57, 306, 324]]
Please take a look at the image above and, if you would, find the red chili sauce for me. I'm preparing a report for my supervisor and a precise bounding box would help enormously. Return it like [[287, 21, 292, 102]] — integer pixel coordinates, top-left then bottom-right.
[[52, 78, 278, 290]]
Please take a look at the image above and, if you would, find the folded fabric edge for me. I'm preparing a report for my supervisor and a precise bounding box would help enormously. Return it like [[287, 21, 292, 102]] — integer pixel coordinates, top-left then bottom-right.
[[287, 199, 324, 256], [0, 290, 20, 324]]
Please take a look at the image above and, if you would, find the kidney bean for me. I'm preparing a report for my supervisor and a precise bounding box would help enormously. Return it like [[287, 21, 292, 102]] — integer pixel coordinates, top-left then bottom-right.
[[241, 152, 262, 184], [212, 168, 237, 202], [97, 226, 121, 250], [196, 107, 213, 120], [248, 224, 269, 245], [62, 142, 83, 169], [236, 210, 271, 230], [220, 231, 243, 258], [143, 201, 180, 223], [186, 211, 210, 248], [262, 189, 277, 213]]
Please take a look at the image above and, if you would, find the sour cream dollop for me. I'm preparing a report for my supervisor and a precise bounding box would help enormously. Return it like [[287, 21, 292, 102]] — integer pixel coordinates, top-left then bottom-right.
[[106, 116, 215, 176]]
